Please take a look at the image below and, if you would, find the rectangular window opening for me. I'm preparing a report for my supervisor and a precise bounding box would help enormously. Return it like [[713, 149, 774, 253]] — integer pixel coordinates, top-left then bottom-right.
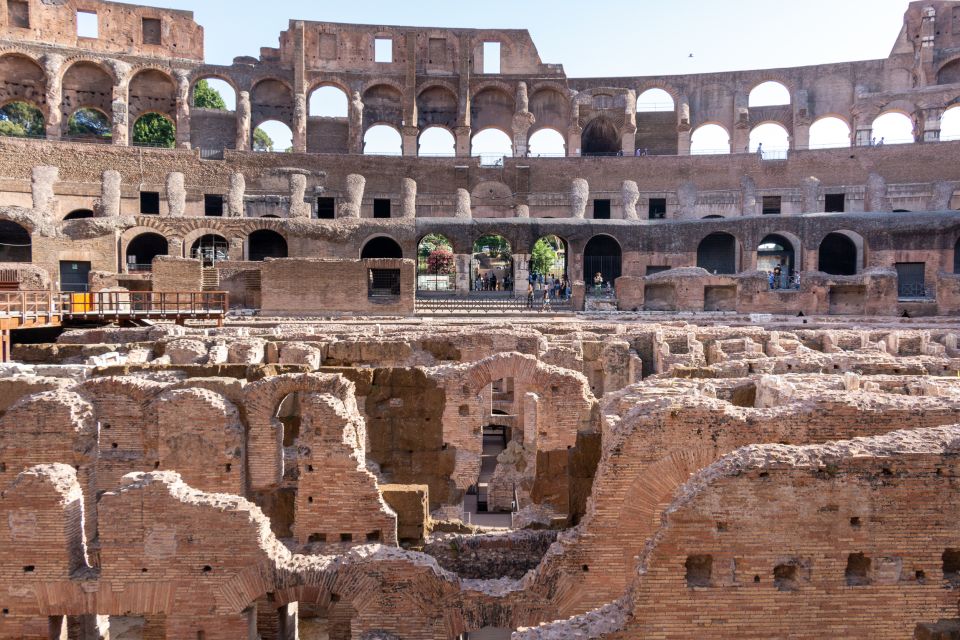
[[318, 33, 337, 59], [142, 17, 161, 45], [7, 0, 28, 28], [762, 195, 782, 215], [593, 199, 611, 220], [895, 262, 927, 299], [825, 193, 845, 213], [374, 38, 393, 63], [648, 198, 667, 220], [77, 11, 98, 38], [368, 269, 401, 298], [316, 197, 336, 219], [373, 198, 391, 219], [428, 37, 447, 64], [140, 192, 160, 215], [204, 194, 224, 217], [483, 42, 501, 74]]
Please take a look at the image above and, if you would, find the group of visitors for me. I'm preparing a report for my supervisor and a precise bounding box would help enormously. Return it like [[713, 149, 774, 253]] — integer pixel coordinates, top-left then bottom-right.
[[767, 263, 797, 290], [474, 271, 512, 291], [526, 273, 571, 308]]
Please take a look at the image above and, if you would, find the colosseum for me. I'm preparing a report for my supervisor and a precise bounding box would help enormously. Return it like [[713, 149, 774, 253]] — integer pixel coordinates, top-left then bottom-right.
[[0, 0, 959, 638]]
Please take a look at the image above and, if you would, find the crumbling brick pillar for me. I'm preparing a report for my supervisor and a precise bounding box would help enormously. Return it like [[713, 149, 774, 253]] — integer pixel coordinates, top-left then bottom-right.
[[110, 61, 130, 146], [42, 53, 63, 140], [570, 179, 588, 218], [31, 165, 58, 215], [922, 107, 943, 142], [338, 174, 364, 218], [293, 92, 308, 153], [349, 90, 364, 154], [288, 173, 311, 218], [236, 91, 251, 151], [227, 173, 246, 217], [166, 172, 186, 217], [400, 178, 417, 218], [401, 126, 419, 156], [455, 188, 471, 219], [174, 70, 191, 149], [622, 181, 640, 219], [98, 170, 122, 217], [453, 126, 471, 157], [855, 124, 873, 147]]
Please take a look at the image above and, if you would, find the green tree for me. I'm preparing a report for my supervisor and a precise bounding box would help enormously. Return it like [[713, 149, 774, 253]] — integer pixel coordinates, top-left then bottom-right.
[[418, 233, 451, 258], [67, 108, 111, 138], [192, 79, 227, 110], [133, 113, 175, 148], [0, 101, 44, 137], [531, 237, 559, 276], [253, 127, 274, 152], [474, 234, 510, 260]]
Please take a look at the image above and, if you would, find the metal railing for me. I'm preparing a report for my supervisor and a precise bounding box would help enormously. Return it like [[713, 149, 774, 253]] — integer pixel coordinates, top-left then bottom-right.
[[898, 282, 935, 300], [58, 290, 229, 317], [0, 291, 58, 320]]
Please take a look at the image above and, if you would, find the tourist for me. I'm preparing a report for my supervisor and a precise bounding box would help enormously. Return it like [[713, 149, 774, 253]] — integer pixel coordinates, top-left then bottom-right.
[[768, 271, 775, 290], [526, 282, 534, 308], [773, 265, 782, 290], [594, 272, 603, 292], [756, 142, 764, 159], [877, 137, 885, 146]]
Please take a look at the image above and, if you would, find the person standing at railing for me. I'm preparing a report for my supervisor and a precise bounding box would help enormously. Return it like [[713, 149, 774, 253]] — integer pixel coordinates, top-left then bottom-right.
[[757, 142, 764, 160]]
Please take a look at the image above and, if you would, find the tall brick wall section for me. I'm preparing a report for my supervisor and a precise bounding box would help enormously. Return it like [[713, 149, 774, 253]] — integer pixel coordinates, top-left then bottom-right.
[[151, 256, 202, 291], [260, 258, 415, 316]]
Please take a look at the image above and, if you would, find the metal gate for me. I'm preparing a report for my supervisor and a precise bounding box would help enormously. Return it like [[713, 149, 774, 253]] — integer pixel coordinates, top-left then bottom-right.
[[896, 262, 928, 299], [59, 260, 91, 293], [583, 255, 621, 294]]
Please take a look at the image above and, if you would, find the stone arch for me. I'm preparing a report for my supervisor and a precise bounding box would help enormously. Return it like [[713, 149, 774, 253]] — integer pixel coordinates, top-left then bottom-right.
[[581, 115, 620, 155], [416, 84, 458, 130], [757, 233, 797, 280], [697, 232, 741, 274], [418, 125, 455, 156], [363, 123, 402, 155], [189, 74, 237, 110], [938, 57, 960, 85], [248, 229, 288, 261], [63, 209, 94, 220], [529, 86, 569, 135], [809, 115, 851, 148], [748, 80, 792, 107], [583, 234, 622, 285], [60, 60, 114, 133], [528, 127, 566, 156], [242, 373, 356, 491], [362, 84, 403, 131], [181, 227, 230, 258], [0, 219, 31, 262], [360, 235, 403, 259], [125, 232, 168, 272], [749, 120, 790, 152], [470, 86, 514, 135], [0, 53, 46, 116], [128, 68, 176, 124], [417, 233, 457, 292], [690, 122, 731, 154], [251, 78, 294, 129], [871, 109, 915, 144], [818, 230, 864, 275]]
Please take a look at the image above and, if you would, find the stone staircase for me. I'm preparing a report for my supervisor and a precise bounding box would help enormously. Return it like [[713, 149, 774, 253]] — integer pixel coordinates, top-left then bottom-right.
[[201, 267, 220, 291]]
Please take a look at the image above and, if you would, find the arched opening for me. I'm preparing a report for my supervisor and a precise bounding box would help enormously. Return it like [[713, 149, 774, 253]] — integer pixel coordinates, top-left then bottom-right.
[[757, 234, 796, 289], [125, 232, 168, 272], [471, 128, 513, 165], [955, 237, 960, 274], [363, 84, 403, 131], [418, 126, 455, 156], [0, 220, 31, 262], [253, 120, 293, 152], [871, 111, 914, 145], [636, 88, 675, 112], [470, 87, 514, 139], [941, 106, 960, 141], [66, 108, 111, 142], [529, 88, 568, 136], [251, 78, 293, 130], [749, 81, 791, 107], [248, 230, 288, 261], [581, 116, 620, 156], [363, 124, 402, 155], [809, 116, 851, 148], [583, 234, 621, 294], [61, 61, 113, 136], [417, 234, 456, 292], [360, 236, 403, 259], [0, 101, 44, 138], [132, 112, 175, 148], [190, 234, 228, 266], [690, 123, 730, 155], [528, 128, 566, 157], [818, 232, 858, 275], [938, 59, 960, 85], [697, 232, 738, 275], [63, 209, 94, 220], [417, 86, 458, 131], [472, 234, 513, 293], [191, 78, 236, 110], [309, 85, 348, 117], [530, 235, 568, 297], [0, 54, 45, 123], [750, 122, 789, 155]]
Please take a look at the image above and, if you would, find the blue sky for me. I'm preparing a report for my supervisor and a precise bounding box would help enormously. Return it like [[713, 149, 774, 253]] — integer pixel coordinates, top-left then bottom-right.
[[130, 0, 917, 152]]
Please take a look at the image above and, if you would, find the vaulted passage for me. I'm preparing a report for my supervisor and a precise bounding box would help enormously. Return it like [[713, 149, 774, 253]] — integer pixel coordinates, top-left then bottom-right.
[[581, 117, 620, 155], [248, 230, 288, 261], [818, 233, 858, 275], [697, 233, 738, 275], [361, 236, 403, 259]]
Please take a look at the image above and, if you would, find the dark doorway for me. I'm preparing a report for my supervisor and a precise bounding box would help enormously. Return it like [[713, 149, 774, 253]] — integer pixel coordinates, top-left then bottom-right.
[[125, 233, 168, 272], [248, 230, 288, 261], [204, 194, 224, 217], [317, 197, 336, 219], [59, 260, 91, 292], [593, 199, 611, 219], [581, 116, 620, 155], [896, 262, 926, 298], [140, 191, 160, 215], [373, 198, 392, 218], [954, 237, 960, 275], [697, 232, 738, 274], [361, 236, 403, 259], [64, 209, 94, 220], [648, 198, 666, 219], [825, 193, 845, 213], [191, 234, 228, 265], [0, 220, 31, 262], [818, 233, 857, 275], [583, 234, 622, 289]]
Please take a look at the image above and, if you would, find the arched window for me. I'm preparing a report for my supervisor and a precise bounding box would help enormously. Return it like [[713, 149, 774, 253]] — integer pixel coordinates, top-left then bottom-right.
[[66, 108, 111, 141], [191, 78, 236, 110], [0, 101, 44, 138], [472, 234, 513, 292], [132, 113, 175, 148], [248, 230, 288, 261], [126, 233, 168, 272], [61, 61, 113, 134], [531, 235, 567, 280], [636, 88, 675, 112], [528, 128, 566, 157], [690, 124, 730, 155], [750, 122, 790, 154], [757, 234, 796, 288], [309, 85, 348, 117], [253, 120, 293, 152], [582, 235, 621, 292], [418, 126, 455, 156], [360, 236, 403, 259], [697, 232, 738, 274], [64, 209, 94, 220], [417, 234, 456, 292], [363, 124, 402, 156], [871, 112, 914, 145], [749, 81, 791, 107], [809, 117, 851, 148], [581, 117, 620, 156], [818, 232, 859, 275], [471, 128, 512, 165], [941, 106, 960, 141], [190, 234, 228, 265], [0, 220, 31, 262]]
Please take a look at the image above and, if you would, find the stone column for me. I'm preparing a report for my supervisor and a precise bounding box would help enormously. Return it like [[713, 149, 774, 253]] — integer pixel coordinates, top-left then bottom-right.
[[511, 82, 535, 157], [455, 254, 471, 295], [400, 178, 417, 218], [677, 128, 692, 155], [513, 253, 530, 295], [337, 173, 364, 218], [567, 127, 582, 158], [98, 170, 121, 217], [922, 107, 943, 142], [169, 237, 184, 258], [802, 176, 821, 213], [621, 180, 639, 219], [111, 80, 130, 146], [174, 70, 191, 149], [455, 188, 472, 219], [31, 165, 58, 215], [348, 90, 364, 154], [570, 179, 588, 218], [454, 126, 471, 157], [166, 172, 186, 217], [793, 123, 810, 150], [621, 90, 637, 156], [401, 125, 419, 156], [288, 173, 310, 218], [236, 91, 251, 151], [293, 92, 308, 153], [227, 173, 245, 217], [228, 236, 244, 261], [854, 125, 872, 147], [733, 91, 750, 152], [42, 54, 64, 140]]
